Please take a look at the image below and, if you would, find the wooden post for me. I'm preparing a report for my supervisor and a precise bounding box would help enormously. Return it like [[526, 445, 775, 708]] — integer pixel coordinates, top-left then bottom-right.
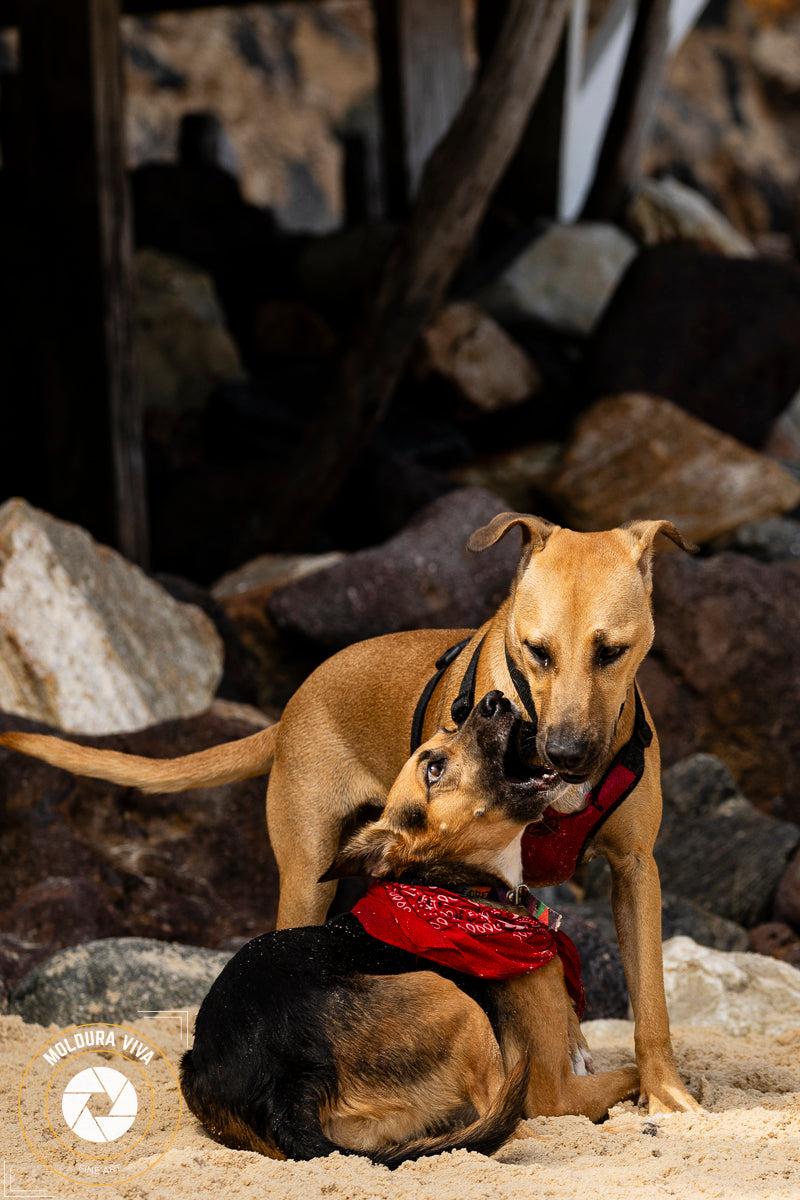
[[262, 0, 573, 550], [475, 0, 568, 242], [581, 0, 672, 220], [16, 0, 148, 565], [373, 0, 471, 218]]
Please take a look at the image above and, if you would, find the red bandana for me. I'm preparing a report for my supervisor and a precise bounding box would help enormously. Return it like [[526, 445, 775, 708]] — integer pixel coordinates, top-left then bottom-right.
[[352, 881, 585, 1016]]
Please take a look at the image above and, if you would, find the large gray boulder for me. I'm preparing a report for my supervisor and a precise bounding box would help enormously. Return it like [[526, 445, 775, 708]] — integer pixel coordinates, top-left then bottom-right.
[[643, 552, 800, 821], [0, 499, 223, 733], [662, 936, 800, 1035], [655, 755, 800, 927], [9, 938, 231, 1026]]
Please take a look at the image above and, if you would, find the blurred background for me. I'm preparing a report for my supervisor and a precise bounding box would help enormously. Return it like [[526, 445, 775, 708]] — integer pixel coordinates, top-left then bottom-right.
[[1, 0, 800, 1025]]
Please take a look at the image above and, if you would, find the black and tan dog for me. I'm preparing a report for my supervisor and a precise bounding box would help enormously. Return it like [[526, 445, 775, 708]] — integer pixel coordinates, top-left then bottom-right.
[[180, 692, 639, 1167], [0, 514, 697, 1112]]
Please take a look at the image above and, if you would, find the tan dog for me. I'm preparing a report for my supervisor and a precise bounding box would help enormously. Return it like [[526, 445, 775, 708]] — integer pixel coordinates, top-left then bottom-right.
[[181, 691, 638, 1166], [0, 514, 697, 1114]]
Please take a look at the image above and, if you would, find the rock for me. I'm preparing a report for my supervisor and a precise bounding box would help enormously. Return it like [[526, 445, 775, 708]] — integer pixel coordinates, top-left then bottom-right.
[[581, 244, 800, 448], [752, 15, 800, 96], [574, 884, 748, 953], [544, 393, 800, 543], [267, 488, 521, 652], [645, 553, 800, 819], [709, 516, 800, 563], [624, 176, 756, 257], [773, 851, 800, 930], [212, 551, 346, 601], [654, 754, 800, 927], [135, 247, 246, 411], [125, 7, 375, 225], [213, 578, 331, 711], [660, 894, 749, 953], [476, 222, 638, 338], [644, 12, 800, 242], [9, 938, 231, 1026], [450, 443, 563, 515], [748, 923, 800, 968], [764, 388, 800, 462], [0, 706, 279, 993], [560, 913, 628, 1022], [662, 936, 800, 1034], [250, 299, 338, 365], [418, 302, 542, 413], [0, 499, 224, 734]]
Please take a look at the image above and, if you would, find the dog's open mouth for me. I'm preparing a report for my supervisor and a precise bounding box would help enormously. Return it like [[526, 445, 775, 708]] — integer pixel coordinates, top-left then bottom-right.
[[501, 718, 560, 791]]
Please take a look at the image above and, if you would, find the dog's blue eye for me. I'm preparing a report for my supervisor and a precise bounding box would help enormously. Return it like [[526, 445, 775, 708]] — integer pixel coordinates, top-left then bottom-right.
[[526, 643, 550, 668], [426, 759, 446, 784]]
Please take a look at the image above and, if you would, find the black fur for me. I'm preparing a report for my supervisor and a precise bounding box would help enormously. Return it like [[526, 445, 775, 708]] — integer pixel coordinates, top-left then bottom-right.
[[181, 914, 516, 1166]]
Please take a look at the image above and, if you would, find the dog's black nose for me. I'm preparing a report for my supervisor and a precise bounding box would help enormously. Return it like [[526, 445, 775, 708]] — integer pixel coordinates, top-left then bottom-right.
[[478, 690, 505, 718], [544, 733, 591, 774]]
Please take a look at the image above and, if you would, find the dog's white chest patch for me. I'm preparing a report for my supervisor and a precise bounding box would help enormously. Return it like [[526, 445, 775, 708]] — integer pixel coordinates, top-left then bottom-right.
[[493, 829, 525, 888]]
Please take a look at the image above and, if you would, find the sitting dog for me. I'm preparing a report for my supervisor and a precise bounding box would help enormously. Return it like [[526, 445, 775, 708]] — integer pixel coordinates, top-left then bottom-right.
[[0, 514, 697, 1112], [180, 692, 639, 1167]]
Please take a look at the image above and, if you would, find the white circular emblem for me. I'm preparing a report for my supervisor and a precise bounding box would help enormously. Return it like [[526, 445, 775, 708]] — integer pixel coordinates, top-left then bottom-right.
[[61, 1066, 138, 1143]]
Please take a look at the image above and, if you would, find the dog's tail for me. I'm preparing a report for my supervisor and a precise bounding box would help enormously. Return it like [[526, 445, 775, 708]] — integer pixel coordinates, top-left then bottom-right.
[[371, 1055, 530, 1169], [0, 722, 279, 794]]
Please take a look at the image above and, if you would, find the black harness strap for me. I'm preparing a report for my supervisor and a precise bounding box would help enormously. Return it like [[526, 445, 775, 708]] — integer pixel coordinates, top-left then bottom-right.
[[409, 635, 484, 755], [504, 642, 539, 732], [449, 635, 485, 728]]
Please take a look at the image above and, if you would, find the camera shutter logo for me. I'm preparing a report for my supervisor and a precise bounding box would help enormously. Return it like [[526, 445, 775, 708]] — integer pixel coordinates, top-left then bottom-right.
[[61, 1065, 138, 1143], [19, 1022, 182, 1186]]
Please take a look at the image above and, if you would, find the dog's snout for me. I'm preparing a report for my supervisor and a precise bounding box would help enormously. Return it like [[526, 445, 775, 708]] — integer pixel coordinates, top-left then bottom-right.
[[478, 690, 507, 719], [544, 732, 591, 775]]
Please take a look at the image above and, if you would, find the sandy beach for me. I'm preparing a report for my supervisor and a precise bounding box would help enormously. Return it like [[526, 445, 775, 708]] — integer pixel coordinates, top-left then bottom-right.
[[3, 1011, 798, 1200]]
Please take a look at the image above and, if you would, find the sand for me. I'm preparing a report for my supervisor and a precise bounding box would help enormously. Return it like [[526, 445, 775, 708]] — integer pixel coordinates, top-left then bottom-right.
[[3, 1013, 799, 1200]]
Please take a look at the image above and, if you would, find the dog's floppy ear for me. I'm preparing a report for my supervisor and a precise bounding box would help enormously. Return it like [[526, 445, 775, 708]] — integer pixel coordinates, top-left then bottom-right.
[[621, 519, 698, 592], [319, 823, 404, 882], [467, 512, 558, 575]]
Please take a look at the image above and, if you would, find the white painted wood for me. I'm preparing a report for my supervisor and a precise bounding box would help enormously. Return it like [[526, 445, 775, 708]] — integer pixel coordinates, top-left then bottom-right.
[[557, 0, 709, 221]]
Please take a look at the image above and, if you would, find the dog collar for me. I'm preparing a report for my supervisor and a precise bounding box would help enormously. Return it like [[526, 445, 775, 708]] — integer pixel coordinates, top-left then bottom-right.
[[351, 881, 584, 1014], [455, 883, 562, 930]]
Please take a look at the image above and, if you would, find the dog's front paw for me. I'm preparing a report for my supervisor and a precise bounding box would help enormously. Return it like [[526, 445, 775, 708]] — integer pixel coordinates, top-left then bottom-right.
[[641, 1077, 704, 1115]]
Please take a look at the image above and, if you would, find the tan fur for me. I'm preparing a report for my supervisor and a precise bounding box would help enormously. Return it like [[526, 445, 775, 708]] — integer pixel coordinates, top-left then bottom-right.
[[318, 715, 640, 1128], [0, 516, 698, 1113], [321, 973, 508, 1152]]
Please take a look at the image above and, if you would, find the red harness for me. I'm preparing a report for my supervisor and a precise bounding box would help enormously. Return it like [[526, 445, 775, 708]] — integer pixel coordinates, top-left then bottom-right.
[[352, 881, 585, 1017], [521, 689, 651, 887]]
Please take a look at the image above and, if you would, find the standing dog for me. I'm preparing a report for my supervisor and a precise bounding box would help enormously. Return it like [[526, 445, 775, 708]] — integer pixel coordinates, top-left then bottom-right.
[[181, 691, 639, 1166], [0, 514, 697, 1113]]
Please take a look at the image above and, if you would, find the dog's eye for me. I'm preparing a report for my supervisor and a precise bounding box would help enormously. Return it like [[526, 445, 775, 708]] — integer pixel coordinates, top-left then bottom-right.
[[426, 759, 446, 785], [526, 643, 551, 668], [597, 644, 627, 667]]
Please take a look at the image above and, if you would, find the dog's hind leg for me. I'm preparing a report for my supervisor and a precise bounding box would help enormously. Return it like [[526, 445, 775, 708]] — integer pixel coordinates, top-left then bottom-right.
[[496, 961, 639, 1121]]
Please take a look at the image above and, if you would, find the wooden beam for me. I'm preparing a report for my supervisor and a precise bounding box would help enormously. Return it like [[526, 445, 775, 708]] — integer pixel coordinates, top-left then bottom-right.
[[581, 0, 672, 220], [0, 0, 319, 25], [374, 0, 471, 218], [16, 0, 148, 563], [261, 0, 573, 550]]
